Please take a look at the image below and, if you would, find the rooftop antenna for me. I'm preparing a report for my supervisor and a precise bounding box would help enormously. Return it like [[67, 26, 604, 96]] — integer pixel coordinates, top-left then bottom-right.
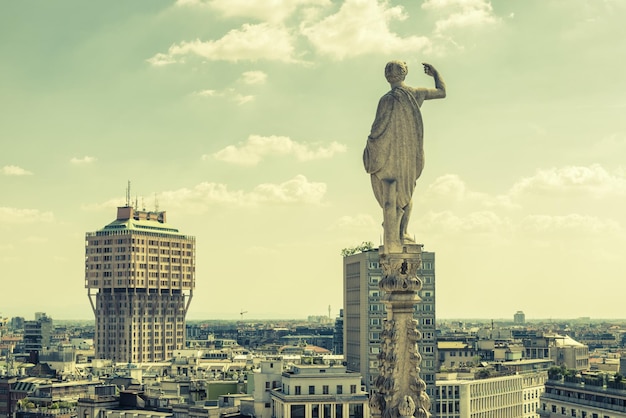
[[126, 181, 131, 207], [134, 195, 139, 210], [328, 305, 331, 319], [154, 193, 159, 212], [141, 196, 146, 211]]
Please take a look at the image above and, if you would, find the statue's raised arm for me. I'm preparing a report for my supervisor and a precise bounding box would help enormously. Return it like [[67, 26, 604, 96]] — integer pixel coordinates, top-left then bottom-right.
[[363, 60, 446, 253], [421, 62, 446, 100]]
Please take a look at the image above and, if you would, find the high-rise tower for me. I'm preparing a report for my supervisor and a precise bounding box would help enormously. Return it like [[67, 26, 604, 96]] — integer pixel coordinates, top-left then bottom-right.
[[85, 206, 195, 363], [343, 249, 436, 398]]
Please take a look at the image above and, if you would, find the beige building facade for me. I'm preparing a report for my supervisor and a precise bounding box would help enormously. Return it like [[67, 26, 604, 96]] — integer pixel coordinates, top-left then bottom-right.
[[85, 206, 195, 363], [435, 371, 547, 418], [343, 249, 436, 396], [270, 365, 368, 418]]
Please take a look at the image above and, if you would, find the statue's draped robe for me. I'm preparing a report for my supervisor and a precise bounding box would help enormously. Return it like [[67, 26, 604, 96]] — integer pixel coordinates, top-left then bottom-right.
[[364, 86, 426, 210]]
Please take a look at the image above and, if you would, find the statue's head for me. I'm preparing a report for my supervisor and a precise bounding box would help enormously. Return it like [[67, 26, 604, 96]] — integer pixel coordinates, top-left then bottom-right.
[[385, 60, 407, 84]]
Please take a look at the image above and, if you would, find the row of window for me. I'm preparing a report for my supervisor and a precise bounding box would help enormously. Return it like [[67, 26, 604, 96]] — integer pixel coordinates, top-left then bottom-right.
[[291, 384, 358, 395], [89, 238, 192, 248]]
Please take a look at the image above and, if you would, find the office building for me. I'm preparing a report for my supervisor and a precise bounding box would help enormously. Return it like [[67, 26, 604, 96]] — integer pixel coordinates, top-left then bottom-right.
[[85, 205, 195, 363], [435, 371, 547, 418], [270, 364, 369, 418], [23, 313, 53, 355], [514, 311, 526, 325], [539, 376, 626, 417], [342, 248, 436, 395]]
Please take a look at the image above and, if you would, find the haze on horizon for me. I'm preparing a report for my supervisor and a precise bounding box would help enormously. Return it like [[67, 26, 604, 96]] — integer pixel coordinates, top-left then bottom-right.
[[1, 0, 625, 321]]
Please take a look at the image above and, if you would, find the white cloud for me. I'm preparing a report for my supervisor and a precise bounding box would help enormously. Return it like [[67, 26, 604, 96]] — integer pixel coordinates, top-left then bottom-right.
[[184, 0, 330, 23], [330, 214, 378, 230], [419, 210, 509, 234], [300, 0, 431, 60], [510, 164, 626, 198], [209, 135, 347, 165], [2, 165, 33, 176], [159, 175, 326, 210], [70, 156, 96, 165], [0, 207, 54, 224], [240, 71, 268, 85], [192, 88, 255, 105], [422, 0, 499, 33], [85, 176, 327, 214], [424, 174, 517, 209], [522, 214, 621, 234], [148, 23, 298, 65]]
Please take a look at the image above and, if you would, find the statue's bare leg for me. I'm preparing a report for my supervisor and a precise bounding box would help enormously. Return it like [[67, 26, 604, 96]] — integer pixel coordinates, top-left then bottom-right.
[[400, 200, 415, 243], [382, 179, 402, 253]]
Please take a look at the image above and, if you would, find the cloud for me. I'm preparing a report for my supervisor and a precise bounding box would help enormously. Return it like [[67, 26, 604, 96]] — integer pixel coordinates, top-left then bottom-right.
[[193, 88, 255, 105], [330, 213, 378, 230], [161, 175, 327, 209], [418, 210, 510, 234], [85, 176, 327, 213], [424, 174, 517, 209], [70, 156, 96, 165], [208, 135, 347, 165], [179, 0, 330, 23], [510, 164, 626, 198], [240, 71, 268, 85], [0, 207, 54, 224], [522, 214, 621, 234], [2, 165, 33, 176], [300, 0, 431, 60], [422, 0, 499, 34], [148, 23, 298, 65]]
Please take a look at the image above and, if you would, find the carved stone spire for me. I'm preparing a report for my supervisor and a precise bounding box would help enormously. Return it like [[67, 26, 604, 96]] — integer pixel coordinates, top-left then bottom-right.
[[370, 244, 431, 418]]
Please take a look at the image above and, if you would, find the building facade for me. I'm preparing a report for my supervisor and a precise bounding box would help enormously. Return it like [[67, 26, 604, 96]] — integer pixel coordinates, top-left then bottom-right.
[[435, 371, 546, 418], [23, 314, 53, 355], [539, 378, 626, 418], [342, 249, 436, 396], [270, 365, 369, 418], [523, 334, 589, 371], [85, 206, 195, 363]]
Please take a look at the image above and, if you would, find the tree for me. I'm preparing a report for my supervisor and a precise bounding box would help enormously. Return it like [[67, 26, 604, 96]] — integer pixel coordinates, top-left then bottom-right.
[[341, 241, 375, 257]]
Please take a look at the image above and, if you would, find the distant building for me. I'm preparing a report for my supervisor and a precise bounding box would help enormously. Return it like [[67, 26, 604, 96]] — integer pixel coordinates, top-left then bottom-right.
[[539, 375, 626, 417], [523, 334, 589, 371], [342, 249, 436, 396], [85, 206, 196, 363], [270, 364, 369, 418], [23, 314, 53, 356], [0, 377, 18, 418], [435, 370, 547, 418], [249, 359, 284, 418], [514, 311, 526, 325], [333, 309, 344, 355]]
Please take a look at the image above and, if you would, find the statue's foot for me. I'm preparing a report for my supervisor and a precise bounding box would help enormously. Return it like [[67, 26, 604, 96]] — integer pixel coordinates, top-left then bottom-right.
[[402, 234, 416, 243]]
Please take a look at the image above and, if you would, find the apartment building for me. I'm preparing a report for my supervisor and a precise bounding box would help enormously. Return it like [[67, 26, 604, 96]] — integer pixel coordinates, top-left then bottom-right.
[[85, 206, 195, 363], [342, 248, 436, 396]]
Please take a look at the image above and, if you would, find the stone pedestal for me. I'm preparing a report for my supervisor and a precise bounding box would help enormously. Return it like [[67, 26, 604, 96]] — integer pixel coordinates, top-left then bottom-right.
[[370, 243, 430, 418]]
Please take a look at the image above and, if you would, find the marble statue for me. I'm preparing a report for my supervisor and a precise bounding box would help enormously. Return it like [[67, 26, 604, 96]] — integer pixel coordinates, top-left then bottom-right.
[[364, 61, 446, 251]]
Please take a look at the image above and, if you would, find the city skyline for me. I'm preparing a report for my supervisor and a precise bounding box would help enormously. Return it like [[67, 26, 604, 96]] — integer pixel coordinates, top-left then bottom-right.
[[1, 1, 625, 320]]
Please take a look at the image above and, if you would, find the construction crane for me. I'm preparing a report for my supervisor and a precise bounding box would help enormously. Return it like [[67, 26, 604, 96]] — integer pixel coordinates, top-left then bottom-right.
[[240, 310, 248, 320]]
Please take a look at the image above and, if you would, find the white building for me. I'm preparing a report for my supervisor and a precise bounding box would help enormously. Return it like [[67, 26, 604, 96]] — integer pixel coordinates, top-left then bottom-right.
[[250, 359, 285, 418], [270, 364, 369, 418], [539, 376, 626, 418], [434, 371, 547, 418]]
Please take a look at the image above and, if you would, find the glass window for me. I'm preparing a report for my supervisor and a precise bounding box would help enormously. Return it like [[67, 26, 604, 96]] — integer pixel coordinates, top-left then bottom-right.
[[291, 405, 305, 418]]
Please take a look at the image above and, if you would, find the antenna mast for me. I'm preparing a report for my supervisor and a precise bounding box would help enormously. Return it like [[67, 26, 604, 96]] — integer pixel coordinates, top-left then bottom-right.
[[126, 181, 131, 207]]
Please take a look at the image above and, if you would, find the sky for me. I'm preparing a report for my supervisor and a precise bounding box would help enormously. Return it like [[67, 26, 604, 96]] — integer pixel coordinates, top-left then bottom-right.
[[1, 0, 625, 321]]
